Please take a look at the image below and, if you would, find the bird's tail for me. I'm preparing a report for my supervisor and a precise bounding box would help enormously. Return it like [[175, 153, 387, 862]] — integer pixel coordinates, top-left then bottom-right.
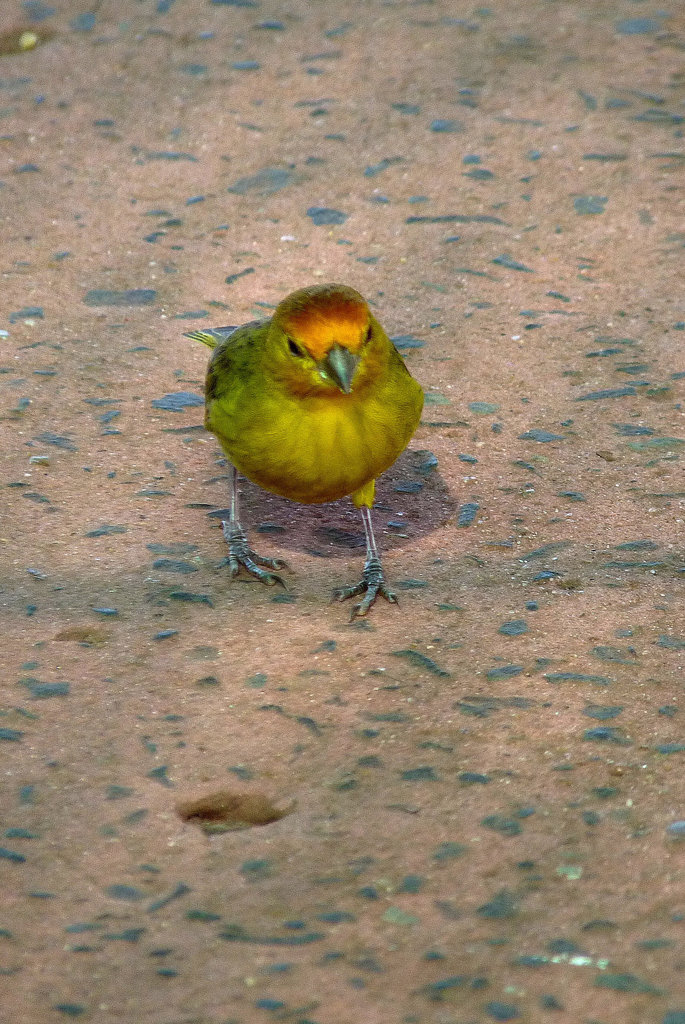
[[183, 326, 239, 350]]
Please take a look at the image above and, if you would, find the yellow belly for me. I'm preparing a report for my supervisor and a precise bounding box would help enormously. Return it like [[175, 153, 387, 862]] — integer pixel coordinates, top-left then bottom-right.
[[215, 392, 411, 506]]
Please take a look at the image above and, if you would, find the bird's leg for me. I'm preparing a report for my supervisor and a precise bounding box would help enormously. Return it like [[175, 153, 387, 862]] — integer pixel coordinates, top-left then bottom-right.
[[333, 505, 398, 618], [221, 465, 288, 587]]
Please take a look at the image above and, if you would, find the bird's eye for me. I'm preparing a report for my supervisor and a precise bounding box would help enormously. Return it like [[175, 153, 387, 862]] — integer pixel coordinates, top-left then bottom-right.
[[288, 337, 305, 358]]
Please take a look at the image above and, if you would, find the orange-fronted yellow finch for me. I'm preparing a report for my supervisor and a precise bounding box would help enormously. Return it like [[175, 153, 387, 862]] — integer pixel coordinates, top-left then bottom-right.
[[186, 283, 424, 617]]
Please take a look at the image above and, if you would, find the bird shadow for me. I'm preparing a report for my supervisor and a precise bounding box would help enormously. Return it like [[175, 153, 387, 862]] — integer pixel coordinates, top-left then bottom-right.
[[206, 448, 457, 559]]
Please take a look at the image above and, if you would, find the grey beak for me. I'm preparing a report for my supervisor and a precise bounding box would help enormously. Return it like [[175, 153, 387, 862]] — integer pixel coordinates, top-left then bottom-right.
[[320, 343, 360, 394]]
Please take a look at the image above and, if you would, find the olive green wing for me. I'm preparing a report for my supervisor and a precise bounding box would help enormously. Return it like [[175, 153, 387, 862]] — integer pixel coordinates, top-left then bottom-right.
[[183, 326, 239, 350], [186, 320, 270, 434], [386, 338, 425, 430]]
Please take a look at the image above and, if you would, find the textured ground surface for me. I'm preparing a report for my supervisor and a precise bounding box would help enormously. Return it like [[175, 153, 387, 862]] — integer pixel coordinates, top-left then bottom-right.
[[1, 1, 684, 1022]]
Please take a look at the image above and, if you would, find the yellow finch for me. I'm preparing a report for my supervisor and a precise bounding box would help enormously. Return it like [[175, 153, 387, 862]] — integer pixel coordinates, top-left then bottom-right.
[[186, 283, 423, 617]]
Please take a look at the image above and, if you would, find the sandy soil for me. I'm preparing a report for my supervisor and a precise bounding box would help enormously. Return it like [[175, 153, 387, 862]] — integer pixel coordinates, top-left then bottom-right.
[[1, 1, 684, 1022]]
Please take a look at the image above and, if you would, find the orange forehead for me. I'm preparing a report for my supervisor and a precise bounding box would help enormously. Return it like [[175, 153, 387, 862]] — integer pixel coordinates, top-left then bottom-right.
[[275, 284, 370, 360]]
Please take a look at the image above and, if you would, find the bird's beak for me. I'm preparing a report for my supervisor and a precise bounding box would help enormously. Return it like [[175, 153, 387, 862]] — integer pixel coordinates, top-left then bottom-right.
[[320, 343, 359, 394]]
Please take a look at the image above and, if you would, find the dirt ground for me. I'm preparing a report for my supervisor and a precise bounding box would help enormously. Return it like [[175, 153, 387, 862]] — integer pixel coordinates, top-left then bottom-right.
[[1, 1, 684, 1022]]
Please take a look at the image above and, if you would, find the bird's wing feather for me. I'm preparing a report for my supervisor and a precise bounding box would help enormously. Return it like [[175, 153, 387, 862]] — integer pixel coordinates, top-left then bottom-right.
[[203, 320, 270, 407], [184, 320, 269, 349]]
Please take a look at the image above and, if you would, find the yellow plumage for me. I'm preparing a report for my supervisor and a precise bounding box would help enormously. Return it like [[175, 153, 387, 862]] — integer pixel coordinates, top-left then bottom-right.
[[187, 283, 424, 616]]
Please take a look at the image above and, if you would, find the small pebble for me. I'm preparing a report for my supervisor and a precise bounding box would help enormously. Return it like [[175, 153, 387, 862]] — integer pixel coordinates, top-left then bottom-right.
[[499, 619, 528, 636]]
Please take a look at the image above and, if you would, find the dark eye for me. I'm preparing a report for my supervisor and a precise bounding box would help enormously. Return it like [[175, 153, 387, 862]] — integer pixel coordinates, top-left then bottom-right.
[[288, 337, 305, 358]]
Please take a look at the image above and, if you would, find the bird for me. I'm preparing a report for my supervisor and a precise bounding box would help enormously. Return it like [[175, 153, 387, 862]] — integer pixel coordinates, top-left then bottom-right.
[[185, 283, 424, 617]]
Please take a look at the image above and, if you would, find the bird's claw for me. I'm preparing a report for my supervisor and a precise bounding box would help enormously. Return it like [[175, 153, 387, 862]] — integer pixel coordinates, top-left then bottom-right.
[[228, 555, 288, 589], [222, 521, 289, 588], [333, 557, 398, 619]]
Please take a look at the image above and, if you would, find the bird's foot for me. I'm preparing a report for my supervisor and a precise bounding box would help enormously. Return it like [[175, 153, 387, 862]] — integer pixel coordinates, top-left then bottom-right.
[[333, 556, 398, 619], [221, 521, 288, 588]]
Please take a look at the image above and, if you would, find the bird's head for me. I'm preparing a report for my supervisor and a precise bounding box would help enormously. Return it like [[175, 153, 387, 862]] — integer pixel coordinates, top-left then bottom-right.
[[267, 283, 375, 396]]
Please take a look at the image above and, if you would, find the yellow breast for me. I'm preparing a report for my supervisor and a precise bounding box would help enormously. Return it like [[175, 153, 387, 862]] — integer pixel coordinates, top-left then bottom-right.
[[230, 394, 400, 504]]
